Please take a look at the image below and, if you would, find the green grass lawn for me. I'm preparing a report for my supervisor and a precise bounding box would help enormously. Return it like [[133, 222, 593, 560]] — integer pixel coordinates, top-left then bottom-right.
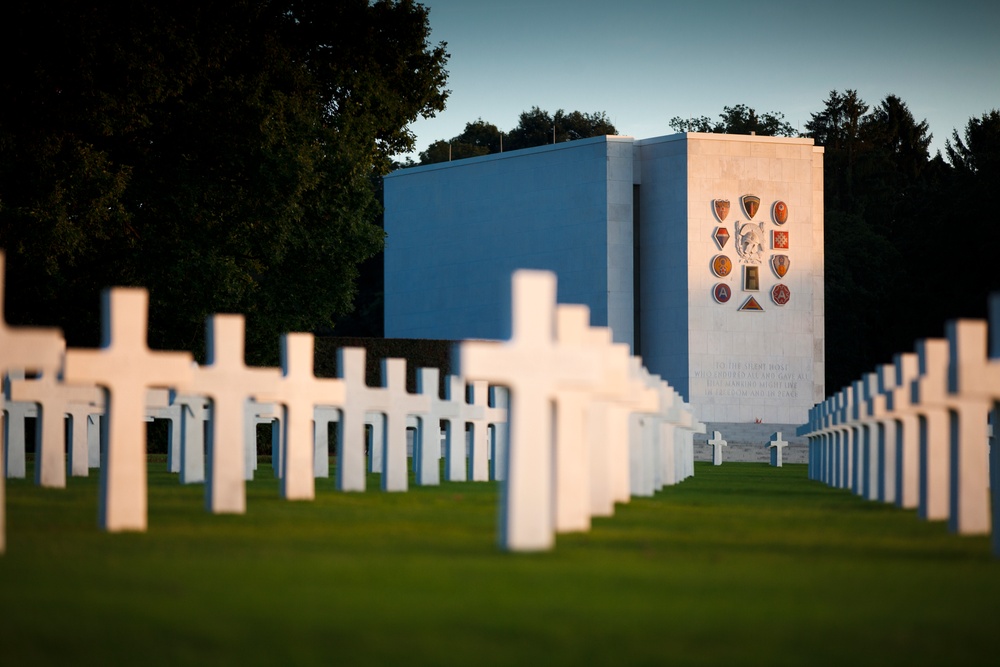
[[1, 459, 997, 666]]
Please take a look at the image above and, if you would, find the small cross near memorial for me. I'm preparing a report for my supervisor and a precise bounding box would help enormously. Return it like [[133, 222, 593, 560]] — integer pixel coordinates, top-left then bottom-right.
[[709, 431, 727, 466], [769, 432, 788, 467]]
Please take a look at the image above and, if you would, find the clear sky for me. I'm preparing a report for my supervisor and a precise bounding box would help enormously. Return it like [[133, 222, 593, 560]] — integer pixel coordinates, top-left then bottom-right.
[[402, 0, 1000, 161]]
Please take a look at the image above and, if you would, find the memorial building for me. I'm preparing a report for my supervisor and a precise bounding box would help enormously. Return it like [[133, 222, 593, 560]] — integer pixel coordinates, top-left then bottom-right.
[[383, 132, 824, 425]]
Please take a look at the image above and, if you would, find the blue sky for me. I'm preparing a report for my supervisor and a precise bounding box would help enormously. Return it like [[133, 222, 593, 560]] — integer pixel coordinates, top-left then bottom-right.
[[403, 0, 1000, 161]]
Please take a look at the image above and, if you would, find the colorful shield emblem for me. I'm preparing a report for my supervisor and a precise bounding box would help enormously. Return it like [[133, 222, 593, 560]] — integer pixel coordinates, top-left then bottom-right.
[[739, 295, 764, 312], [741, 194, 760, 219], [771, 284, 790, 306], [714, 199, 730, 222], [713, 283, 732, 304], [772, 200, 788, 225], [771, 254, 790, 278], [714, 226, 730, 249], [712, 254, 732, 277], [772, 230, 789, 249]]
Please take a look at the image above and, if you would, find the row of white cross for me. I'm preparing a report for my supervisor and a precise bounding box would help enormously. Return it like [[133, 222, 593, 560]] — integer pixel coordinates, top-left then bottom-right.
[[0, 255, 703, 553], [4, 376, 509, 487], [455, 270, 704, 550], [796, 302, 1000, 556]]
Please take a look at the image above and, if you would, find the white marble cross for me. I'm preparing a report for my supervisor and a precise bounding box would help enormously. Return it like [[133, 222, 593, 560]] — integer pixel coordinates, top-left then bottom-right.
[[170, 393, 209, 485], [551, 305, 600, 530], [487, 386, 509, 482], [415, 368, 457, 486], [832, 385, 856, 492], [0, 253, 65, 554], [87, 414, 102, 468], [441, 375, 469, 482], [869, 363, 899, 503], [856, 373, 882, 500], [848, 378, 866, 495], [709, 431, 727, 466], [8, 369, 100, 487], [939, 319, 992, 535], [379, 358, 430, 492], [63, 288, 193, 532], [586, 343, 658, 518], [64, 390, 104, 477], [313, 405, 338, 479], [910, 338, 952, 522], [990, 295, 1000, 557], [336, 347, 390, 492], [257, 333, 345, 501], [769, 432, 788, 467], [457, 270, 601, 551], [192, 315, 281, 513], [466, 380, 491, 482], [145, 389, 182, 473], [886, 352, 921, 509], [245, 400, 281, 480], [4, 373, 40, 479]]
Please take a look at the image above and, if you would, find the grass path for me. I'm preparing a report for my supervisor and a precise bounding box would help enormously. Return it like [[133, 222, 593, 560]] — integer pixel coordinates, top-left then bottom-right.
[[1, 460, 997, 666]]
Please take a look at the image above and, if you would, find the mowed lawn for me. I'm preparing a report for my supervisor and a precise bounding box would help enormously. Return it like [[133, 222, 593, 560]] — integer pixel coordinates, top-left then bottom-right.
[[1, 459, 997, 666]]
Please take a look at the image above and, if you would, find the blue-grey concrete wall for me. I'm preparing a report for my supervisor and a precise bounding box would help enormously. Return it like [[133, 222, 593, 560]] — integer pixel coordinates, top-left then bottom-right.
[[384, 136, 635, 347]]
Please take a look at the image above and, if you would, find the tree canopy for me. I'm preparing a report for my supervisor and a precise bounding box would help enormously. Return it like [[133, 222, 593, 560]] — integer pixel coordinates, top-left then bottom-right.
[[0, 0, 449, 363], [418, 107, 616, 165], [806, 91, 1000, 391], [670, 105, 797, 137]]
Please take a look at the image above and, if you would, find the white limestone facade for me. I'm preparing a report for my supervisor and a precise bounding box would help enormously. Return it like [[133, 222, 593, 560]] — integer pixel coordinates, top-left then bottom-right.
[[383, 132, 824, 424]]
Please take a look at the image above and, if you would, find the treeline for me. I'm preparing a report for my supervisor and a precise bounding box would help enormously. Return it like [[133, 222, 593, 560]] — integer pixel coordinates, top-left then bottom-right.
[[803, 93, 1000, 392], [416, 107, 617, 165], [0, 0, 449, 365]]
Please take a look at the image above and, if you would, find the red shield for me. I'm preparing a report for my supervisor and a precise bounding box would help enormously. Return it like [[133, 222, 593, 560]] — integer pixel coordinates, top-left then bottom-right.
[[771, 284, 790, 306], [772, 200, 788, 225], [714, 199, 730, 222], [713, 283, 732, 304], [742, 195, 760, 219], [771, 254, 790, 278], [772, 230, 789, 249]]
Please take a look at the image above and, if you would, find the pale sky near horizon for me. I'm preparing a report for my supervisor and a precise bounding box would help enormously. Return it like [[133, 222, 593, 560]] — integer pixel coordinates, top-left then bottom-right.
[[402, 0, 999, 161]]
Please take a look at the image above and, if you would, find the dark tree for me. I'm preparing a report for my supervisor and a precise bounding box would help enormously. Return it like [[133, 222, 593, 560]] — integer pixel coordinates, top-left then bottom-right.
[[419, 107, 617, 164], [0, 0, 449, 363], [670, 105, 797, 137], [805, 90, 869, 212]]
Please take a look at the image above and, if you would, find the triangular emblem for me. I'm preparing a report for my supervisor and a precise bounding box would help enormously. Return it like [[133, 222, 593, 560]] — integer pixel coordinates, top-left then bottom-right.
[[714, 226, 730, 249], [742, 195, 760, 219], [714, 199, 730, 222], [739, 295, 764, 312], [771, 254, 790, 278]]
